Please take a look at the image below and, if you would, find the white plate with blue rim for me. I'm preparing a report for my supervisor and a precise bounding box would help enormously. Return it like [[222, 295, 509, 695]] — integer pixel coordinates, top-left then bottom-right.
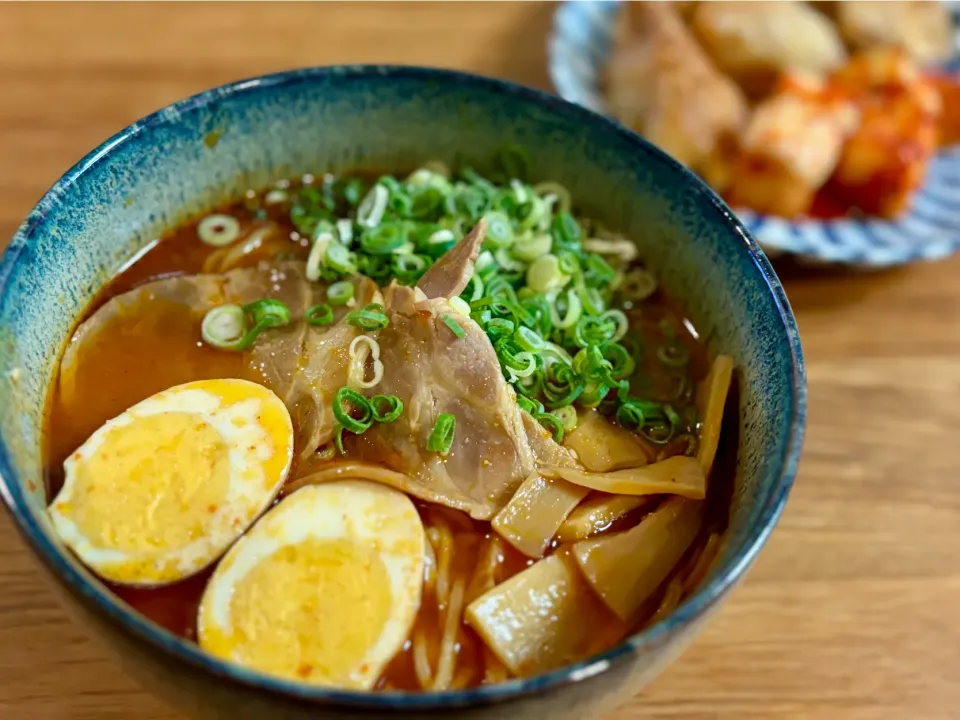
[[548, 0, 960, 267]]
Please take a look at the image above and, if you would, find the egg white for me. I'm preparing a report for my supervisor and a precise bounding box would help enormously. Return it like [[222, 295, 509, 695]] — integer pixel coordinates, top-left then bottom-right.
[[197, 481, 425, 689], [48, 378, 294, 586]]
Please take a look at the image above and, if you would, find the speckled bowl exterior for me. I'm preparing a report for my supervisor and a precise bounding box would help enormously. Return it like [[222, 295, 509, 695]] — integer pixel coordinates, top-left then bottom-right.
[[0, 66, 805, 719]]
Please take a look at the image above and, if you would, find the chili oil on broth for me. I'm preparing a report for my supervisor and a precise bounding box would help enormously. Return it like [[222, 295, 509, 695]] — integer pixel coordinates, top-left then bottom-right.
[[42, 171, 732, 691]]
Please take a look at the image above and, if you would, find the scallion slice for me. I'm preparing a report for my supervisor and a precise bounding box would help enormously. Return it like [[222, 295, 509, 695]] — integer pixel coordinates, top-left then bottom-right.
[[526, 254, 570, 294], [201, 305, 247, 350], [333, 386, 374, 434], [484, 211, 514, 247], [306, 304, 334, 326], [328, 280, 355, 306], [370, 394, 404, 423], [202, 299, 292, 352], [442, 315, 466, 339], [534, 411, 565, 443], [361, 223, 407, 255], [357, 184, 389, 228], [346, 303, 389, 332], [197, 214, 241, 247], [511, 232, 552, 262], [426, 413, 456, 455]]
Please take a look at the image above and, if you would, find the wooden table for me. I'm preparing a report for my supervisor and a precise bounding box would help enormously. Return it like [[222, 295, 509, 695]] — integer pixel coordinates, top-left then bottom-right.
[[1, 3, 958, 718]]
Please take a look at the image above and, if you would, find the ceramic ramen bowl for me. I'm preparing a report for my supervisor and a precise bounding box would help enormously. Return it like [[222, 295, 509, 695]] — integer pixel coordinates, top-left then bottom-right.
[[0, 66, 805, 719]]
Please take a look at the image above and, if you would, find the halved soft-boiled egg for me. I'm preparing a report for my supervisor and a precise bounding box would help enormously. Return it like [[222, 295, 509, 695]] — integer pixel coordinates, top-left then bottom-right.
[[48, 378, 294, 587], [197, 481, 425, 689]]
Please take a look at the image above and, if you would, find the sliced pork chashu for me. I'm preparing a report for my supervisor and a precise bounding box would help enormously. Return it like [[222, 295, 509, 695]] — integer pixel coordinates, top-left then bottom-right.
[[346, 283, 536, 519]]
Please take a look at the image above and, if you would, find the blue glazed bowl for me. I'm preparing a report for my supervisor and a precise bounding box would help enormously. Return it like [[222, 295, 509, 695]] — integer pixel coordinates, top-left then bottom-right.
[[0, 66, 804, 719]]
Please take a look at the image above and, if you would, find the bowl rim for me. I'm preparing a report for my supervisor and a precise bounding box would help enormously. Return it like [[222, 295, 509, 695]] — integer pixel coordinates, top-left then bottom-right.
[[0, 64, 806, 711]]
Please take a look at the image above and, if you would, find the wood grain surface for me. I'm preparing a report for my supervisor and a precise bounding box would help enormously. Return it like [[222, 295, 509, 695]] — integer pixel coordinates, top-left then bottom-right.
[[1, 3, 958, 719]]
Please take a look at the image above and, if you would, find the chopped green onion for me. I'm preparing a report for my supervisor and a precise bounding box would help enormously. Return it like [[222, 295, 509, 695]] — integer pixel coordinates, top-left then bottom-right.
[[542, 365, 584, 408], [485, 318, 516, 342], [306, 231, 335, 282], [341, 178, 364, 207], [495, 246, 526, 273], [392, 253, 429, 284], [557, 250, 581, 276], [533, 182, 572, 214], [357, 184, 389, 228], [550, 211, 581, 253], [462, 168, 498, 199], [534, 412, 565, 443], [641, 421, 675, 445], [484, 212, 514, 247], [424, 228, 457, 258], [333, 386, 374, 434], [616, 399, 647, 432], [361, 222, 407, 255], [197, 214, 241, 247], [512, 233, 552, 262], [337, 219, 354, 246], [445, 186, 488, 222], [514, 326, 545, 352], [324, 242, 356, 275], [410, 185, 443, 218], [392, 241, 416, 256], [602, 342, 636, 380], [426, 413, 456, 454], [370, 394, 404, 423], [577, 285, 606, 316], [573, 345, 615, 386], [526, 254, 570, 294], [543, 342, 574, 365], [442, 314, 466, 339], [475, 250, 497, 276], [270, 156, 675, 447], [407, 167, 452, 193], [583, 253, 616, 288], [664, 404, 683, 430], [201, 305, 247, 350], [516, 395, 544, 415], [357, 254, 391, 283], [346, 303, 390, 331], [328, 281, 354, 306], [549, 289, 583, 329], [516, 194, 546, 230], [201, 299, 291, 352], [385, 188, 412, 217], [306, 304, 334, 326], [462, 274, 484, 303], [245, 298, 292, 330], [379, 176, 404, 197], [573, 315, 617, 348], [602, 309, 629, 342], [510, 179, 529, 205], [507, 351, 538, 379], [554, 405, 578, 432], [579, 381, 612, 408], [334, 424, 347, 454]]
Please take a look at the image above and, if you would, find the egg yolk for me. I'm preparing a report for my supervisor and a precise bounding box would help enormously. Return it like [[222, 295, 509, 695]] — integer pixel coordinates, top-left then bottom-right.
[[68, 412, 230, 553], [219, 537, 393, 684]]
